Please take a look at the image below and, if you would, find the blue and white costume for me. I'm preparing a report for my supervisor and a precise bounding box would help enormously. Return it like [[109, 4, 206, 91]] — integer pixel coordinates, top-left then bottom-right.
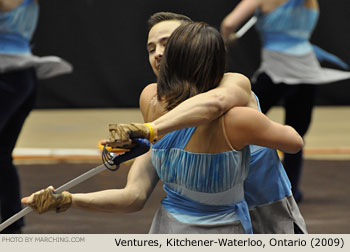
[[0, 0, 71, 233], [251, 0, 350, 208], [253, 0, 350, 84], [245, 95, 307, 233], [150, 123, 252, 234], [0, 0, 72, 78]]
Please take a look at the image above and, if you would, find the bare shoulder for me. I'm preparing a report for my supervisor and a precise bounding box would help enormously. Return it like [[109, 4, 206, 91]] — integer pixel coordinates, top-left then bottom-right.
[[140, 83, 157, 102], [239, 0, 264, 9], [305, 0, 318, 9], [0, 0, 24, 11], [220, 72, 251, 89], [222, 72, 250, 84], [139, 83, 157, 122], [139, 83, 166, 122], [260, 0, 291, 13]]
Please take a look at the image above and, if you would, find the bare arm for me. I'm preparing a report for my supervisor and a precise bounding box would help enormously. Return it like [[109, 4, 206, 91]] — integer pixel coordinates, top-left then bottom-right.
[[225, 107, 303, 153], [72, 86, 163, 213], [106, 74, 251, 145], [22, 151, 159, 213], [152, 73, 251, 136], [23, 84, 161, 214], [221, 0, 261, 41], [0, 0, 25, 11], [72, 151, 159, 213]]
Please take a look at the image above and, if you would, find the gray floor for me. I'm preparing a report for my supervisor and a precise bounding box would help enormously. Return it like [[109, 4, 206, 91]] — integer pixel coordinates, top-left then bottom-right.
[[17, 159, 350, 234], [6, 107, 350, 234]]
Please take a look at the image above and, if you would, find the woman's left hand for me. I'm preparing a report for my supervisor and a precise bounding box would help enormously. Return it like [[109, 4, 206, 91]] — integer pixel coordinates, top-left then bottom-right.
[[21, 186, 72, 214]]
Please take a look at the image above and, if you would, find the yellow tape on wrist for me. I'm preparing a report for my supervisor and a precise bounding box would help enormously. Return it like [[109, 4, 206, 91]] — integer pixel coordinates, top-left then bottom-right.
[[144, 123, 157, 143]]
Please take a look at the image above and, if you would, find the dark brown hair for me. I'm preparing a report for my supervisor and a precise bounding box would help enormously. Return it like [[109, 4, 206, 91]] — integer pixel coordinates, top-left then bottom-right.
[[157, 22, 226, 111], [147, 12, 192, 31]]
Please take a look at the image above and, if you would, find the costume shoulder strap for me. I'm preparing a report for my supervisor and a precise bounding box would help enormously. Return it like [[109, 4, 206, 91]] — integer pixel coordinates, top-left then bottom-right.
[[220, 116, 235, 151]]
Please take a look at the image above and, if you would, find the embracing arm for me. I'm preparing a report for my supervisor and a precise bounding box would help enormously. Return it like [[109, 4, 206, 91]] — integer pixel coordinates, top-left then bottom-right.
[[225, 107, 303, 153], [107, 73, 251, 145], [151, 73, 252, 136], [221, 0, 261, 42]]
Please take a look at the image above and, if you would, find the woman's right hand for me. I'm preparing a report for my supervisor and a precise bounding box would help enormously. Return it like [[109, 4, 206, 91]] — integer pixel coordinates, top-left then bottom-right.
[[107, 123, 157, 148]]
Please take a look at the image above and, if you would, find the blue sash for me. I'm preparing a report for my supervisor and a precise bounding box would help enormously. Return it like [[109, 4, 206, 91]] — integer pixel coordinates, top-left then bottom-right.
[[0, 33, 30, 54], [161, 185, 252, 234]]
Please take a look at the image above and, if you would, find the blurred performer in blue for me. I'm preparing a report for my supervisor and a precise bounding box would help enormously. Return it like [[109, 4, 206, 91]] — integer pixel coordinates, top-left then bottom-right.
[[0, 0, 72, 233], [221, 0, 350, 203]]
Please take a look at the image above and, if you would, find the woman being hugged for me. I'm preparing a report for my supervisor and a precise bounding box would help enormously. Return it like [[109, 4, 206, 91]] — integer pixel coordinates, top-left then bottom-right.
[[149, 22, 302, 233]]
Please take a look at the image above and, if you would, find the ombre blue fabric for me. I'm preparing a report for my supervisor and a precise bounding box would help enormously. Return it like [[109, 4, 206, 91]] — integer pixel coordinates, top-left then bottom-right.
[[0, 0, 38, 54], [152, 126, 252, 233], [246, 146, 291, 207], [255, 0, 348, 69], [161, 185, 252, 233], [245, 94, 292, 208]]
